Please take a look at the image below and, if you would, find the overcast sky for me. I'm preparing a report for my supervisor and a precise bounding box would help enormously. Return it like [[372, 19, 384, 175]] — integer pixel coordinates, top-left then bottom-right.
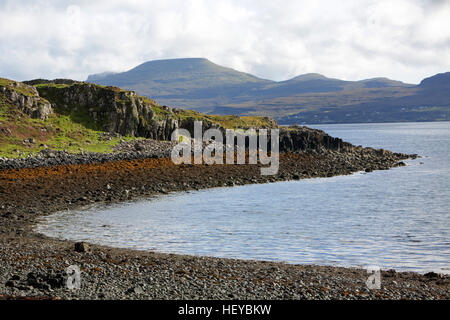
[[0, 0, 449, 84]]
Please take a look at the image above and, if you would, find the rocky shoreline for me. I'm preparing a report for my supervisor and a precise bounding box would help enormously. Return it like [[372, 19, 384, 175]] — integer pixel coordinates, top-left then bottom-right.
[[0, 139, 177, 171], [0, 140, 448, 300], [0, 125, 366, 171]]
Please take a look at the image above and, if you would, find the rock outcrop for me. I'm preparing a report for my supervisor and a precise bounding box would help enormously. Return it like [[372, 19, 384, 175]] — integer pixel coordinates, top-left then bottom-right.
[[0, 79, 52, 120], [36, 82, 157, 136], [2, 78, 382, 156], [278, 126, 353, 153], [33, 81, 222, 141]]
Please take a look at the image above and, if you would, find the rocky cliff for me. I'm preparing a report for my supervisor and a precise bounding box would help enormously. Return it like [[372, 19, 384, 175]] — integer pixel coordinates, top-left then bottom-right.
[[278, 126, 353, 153], [0, 79, 52, 120], [26, 80, 227, 141], [2, 78, 359, 155]]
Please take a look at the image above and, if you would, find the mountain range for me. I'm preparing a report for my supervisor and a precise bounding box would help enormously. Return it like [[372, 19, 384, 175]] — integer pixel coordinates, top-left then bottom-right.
[[87, 58, 450, 124]]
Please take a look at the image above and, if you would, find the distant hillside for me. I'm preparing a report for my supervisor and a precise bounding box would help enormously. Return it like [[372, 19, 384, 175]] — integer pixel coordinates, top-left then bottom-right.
[[419, 72, 450, 90], [273, 72, 450, 124], [87, 59, 450, 124]]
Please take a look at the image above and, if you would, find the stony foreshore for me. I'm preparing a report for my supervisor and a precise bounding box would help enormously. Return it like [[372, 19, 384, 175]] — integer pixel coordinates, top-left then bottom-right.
[[0, 140, 448, 300], [0, 139, 178, 171]]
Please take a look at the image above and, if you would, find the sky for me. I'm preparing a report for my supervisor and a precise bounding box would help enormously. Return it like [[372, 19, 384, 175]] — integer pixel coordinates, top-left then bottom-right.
[[0, 0, 449, 84]]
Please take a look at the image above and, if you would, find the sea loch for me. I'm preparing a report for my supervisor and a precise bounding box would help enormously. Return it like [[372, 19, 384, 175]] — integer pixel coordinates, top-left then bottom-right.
[[36, 122, 450, 274]]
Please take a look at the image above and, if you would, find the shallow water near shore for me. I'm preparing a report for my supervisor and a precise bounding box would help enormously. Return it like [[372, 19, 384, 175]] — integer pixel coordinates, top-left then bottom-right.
[[36, 122, 450, 274]]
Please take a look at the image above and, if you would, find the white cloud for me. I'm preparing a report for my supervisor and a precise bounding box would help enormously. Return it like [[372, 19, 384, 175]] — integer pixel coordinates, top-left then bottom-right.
[[0, 0, 448, 84]]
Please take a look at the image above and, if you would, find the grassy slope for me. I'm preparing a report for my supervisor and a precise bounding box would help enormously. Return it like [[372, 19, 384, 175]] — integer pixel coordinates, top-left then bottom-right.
[[0, 105, 139, 158]]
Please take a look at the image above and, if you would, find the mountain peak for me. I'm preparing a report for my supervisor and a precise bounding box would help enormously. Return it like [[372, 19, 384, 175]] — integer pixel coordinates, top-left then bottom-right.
[[419, 72, 450, 88], [358, 77, 413, 88], [126, 57, 217, 75], [289, 73, 329, 81], [86, 57, 270, 102], [136, 57, 211, 66]]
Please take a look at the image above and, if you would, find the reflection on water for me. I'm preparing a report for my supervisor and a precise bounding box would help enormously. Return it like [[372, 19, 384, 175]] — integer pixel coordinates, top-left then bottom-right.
[[36, 122, 450, 274]]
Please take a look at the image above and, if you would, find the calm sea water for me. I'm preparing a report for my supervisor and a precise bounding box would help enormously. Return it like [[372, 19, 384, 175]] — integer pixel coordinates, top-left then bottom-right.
[[36, 122, 450, 274]]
